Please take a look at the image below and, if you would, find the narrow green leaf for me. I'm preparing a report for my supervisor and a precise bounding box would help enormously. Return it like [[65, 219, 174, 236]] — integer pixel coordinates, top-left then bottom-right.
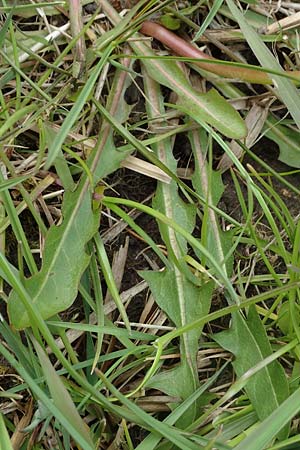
[[0, 104, 36, 138], [47, 321, 155, 341], [205, 410, 258, 445], [220, 5, 273, 28], [0, 172, 38, 276], [0, 340, 95, 450], [0, 414, 14, 450], [190, 128, 233, 276], [0, 1, 64, 18], [235, 386, 300, 450], [192, 0, 224, 41], [0, 174, 30, 192], [94, 234, 130, 330], [33, 338, 94, 449], [139, 73, 214, 425], [226, 0, 300, 130], [214, 306, 289, 439], [45, 45, 113, 169], [0, 6, 13, 48]]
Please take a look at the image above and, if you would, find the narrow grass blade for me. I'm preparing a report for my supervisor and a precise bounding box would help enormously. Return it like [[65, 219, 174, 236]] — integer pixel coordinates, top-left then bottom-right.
[[192, 0, 224, 41], [0, 414, 14, 450], [0, 174, 31, 192], [0, 6, 13, 48], [93, 234, 130, 330], [0, 104, 36, 137], [0, 172, 37, 276], [33, 337, 94, 448], [47, 321, 156, 342], [235, 386, 300, 450], [45, 45, 113, 169], [226, 0, 300, 129], [0, 341, 95, 450], [89, 249, 104, 374]]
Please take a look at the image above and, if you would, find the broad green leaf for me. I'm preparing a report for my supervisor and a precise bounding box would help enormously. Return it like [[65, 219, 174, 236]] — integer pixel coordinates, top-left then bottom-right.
[[141, 269, 213, 354], [139, 73, 214, 426], [8, 57, 135, 329], [214, 306, 289, 438], [8, 181, 100, 329], [143, 271, 213, 406], [226, 0, 300, 130], [131, 40, 247, 139], [136, 363, 230, 450], [278, 301, 300, 336], [264, 116, 300, 168], [189, 128, 233, 276], [33, 338, 94, 449]]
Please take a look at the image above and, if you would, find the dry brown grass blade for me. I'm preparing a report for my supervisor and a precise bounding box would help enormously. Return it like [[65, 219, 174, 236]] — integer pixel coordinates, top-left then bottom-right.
[[69, 0, 86, 78], [10, 400, 33, 450], [29, 122, 171, 183], [264, 11, 300, 34], [121, 156, 171, 184]]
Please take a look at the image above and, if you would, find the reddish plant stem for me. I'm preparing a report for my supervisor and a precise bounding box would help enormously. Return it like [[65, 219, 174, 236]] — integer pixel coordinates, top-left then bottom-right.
[[140, 21, 300, 85]]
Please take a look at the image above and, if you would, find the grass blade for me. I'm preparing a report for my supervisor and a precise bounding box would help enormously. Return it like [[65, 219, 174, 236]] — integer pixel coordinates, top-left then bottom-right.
[[235, 386, 300, 450], [226, 0, 300, 129], [33, 337, 94, 448], [0, 414, 14, 450], [45, 45, 113, 169]]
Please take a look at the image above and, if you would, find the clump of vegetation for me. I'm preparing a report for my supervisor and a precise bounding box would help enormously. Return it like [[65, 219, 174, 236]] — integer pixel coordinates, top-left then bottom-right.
[[1, 1, 300, 449]]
